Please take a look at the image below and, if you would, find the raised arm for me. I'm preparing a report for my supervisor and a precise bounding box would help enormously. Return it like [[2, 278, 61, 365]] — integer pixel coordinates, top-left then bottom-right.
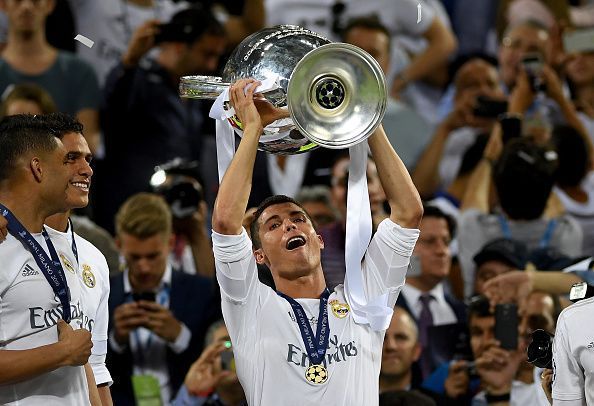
[[367, 125, 423, 228], [211, 79, 270, 235]]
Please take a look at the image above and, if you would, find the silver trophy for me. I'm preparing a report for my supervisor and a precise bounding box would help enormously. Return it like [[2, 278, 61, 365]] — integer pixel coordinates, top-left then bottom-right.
[[180, 25, 386, 154]]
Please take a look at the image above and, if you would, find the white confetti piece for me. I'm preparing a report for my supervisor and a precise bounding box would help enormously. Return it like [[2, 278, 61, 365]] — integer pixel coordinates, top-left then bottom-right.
[[417, 3, 422, 23], [74, 34, 94, 48]]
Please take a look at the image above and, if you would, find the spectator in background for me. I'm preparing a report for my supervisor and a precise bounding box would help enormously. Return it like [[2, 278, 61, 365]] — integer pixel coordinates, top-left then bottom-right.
[[342, 16, 433, 171], [413, 58, 503, 200], [319, 153, 388, 290], [396, 206, 467, 380], [0, 82, 121, 275], [380, 307, 424, 394], [95, 6, 226, 234], [472, 238, 528, 296], [108, 193, 215, 405], [295, 185, 338, 229], [565, 48, 594, 139], [0, 0, 100, 153], [173, 320, 246, 406]]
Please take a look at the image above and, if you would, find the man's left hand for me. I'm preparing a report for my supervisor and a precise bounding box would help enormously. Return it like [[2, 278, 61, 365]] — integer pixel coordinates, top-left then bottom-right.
[[137, 301, 182, 343]]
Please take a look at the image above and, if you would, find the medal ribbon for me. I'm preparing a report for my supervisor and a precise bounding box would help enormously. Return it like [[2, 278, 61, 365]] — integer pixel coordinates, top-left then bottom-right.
[[67, 218, 79, 265], [0, 204, 72, 322], [277, 289, 330, 365]]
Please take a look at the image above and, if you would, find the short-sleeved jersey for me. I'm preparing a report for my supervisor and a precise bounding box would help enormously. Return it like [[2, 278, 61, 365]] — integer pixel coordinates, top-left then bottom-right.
[[0, 232, 89, 405], [552, 297, 594, 405], [46, 226, 113, 386], [213, 219, 419, 406]]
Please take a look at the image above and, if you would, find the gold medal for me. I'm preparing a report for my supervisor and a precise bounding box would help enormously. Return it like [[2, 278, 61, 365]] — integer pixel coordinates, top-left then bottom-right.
[[59, 253, 76, 274], [82, 264, 96, 288], [330, 299, 350, 319], [305, 364, 328, 384]]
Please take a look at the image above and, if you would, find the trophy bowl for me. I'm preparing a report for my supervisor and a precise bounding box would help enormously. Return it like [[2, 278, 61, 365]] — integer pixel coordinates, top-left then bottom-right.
[[180, 25, 387, 154]]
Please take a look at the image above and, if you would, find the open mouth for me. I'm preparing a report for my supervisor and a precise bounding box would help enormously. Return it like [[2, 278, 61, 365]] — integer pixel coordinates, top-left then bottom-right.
[[71, 181, 90, 192], [286, 236, 306, 250]]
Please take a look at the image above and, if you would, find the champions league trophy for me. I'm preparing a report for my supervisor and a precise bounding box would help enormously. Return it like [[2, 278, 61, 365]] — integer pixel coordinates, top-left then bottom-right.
[[179, 25, 387, 154]]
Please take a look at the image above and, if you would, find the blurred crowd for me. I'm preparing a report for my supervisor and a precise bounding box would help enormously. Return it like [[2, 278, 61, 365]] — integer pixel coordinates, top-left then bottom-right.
[[1, 0, 594, 404]]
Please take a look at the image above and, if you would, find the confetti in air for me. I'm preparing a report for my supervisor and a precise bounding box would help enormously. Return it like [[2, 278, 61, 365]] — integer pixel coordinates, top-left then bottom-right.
[[74, 34, 94, 48], [417, 3, 422, 24]]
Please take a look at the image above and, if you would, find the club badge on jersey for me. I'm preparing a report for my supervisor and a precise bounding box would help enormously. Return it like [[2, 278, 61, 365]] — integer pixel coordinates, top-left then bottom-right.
[[330, 300, 350, 319], [82, 264, 96, 288]]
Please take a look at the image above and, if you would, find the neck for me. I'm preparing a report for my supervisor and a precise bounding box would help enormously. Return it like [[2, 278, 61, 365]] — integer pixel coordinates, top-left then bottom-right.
[[407, 275, 440, 292], [379, 371, 412, 393], [0, 189, 52, 233], [45, 211, 71, 232], [5, 28, 50, 57], [274, 270, 326, 299], [156, 51, 182, 83]]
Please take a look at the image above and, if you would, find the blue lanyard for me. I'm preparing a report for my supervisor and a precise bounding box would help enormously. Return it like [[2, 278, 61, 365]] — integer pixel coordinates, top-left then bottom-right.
[[277, 288, 331, 365], [0, 204, 71, 322], [67, 218, 79, 266], [497, 215, 557, 249]]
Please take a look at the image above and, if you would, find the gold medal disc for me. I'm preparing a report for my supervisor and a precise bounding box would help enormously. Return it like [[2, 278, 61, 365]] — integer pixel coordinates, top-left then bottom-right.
[[305, 364, 328, 384]]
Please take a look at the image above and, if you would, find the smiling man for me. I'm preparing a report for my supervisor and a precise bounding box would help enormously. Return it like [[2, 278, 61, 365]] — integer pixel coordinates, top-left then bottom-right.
[[211, 79, 423, 405], [0, 113, 94, 405]]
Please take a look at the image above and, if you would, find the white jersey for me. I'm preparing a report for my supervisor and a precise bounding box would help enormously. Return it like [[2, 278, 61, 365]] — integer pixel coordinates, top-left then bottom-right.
[[46, 225, 113, 386], [552, 296, 594, 405], [213, 219, 419, 406], [0, 232, 89, 405], [68, 0, 187, 85]]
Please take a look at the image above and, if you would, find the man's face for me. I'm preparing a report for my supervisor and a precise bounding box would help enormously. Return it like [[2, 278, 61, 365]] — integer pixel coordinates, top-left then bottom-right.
[[344, 27, 390, 74], [498, 25, 550, 89], [413, 216, 451, 284], [519, 291, 555, 350], [470, 314, 495, 359], [454, 59, 503, 103], [2, 0, 54, 34], [179, 34, 226, 76], [474, 260, 514, 295], [566, 52, 594, 86], [118, 232, 172, 292], [254, 202, 324, 278], [61, 132, 93, 209], [381, 308, 421, 377]]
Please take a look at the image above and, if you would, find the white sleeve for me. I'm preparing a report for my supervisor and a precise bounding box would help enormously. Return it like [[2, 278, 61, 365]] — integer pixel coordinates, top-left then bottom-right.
[[90, 257, 112, 386], [361, 219, 420, 307], [552, 314, 585, 403], [393, 0, 435, 36], [212, 228, 267, 338]]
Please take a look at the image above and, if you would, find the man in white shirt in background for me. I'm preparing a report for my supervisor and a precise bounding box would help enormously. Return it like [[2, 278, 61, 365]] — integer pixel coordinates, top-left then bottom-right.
[[211, 78, 423, 405]]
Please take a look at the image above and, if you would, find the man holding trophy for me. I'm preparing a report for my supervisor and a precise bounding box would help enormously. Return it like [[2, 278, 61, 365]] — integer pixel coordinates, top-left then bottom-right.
[[210, 71, 422, 404]]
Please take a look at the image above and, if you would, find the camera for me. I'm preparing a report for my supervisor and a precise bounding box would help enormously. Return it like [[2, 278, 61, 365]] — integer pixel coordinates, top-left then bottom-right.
[[521, 53, 546, 92], [473, 96, 508, 118], [527, 329, 553, 369], [150, 159, 204, 219], [569, 282, 594, 303]]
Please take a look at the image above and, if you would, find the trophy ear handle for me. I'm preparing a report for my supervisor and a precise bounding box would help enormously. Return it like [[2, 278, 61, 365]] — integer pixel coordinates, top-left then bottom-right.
[[287, 43, 387, 150]]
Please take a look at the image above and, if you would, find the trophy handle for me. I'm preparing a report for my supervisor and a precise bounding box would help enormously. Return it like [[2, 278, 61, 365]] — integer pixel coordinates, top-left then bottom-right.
[[180, 75, 287, 107]]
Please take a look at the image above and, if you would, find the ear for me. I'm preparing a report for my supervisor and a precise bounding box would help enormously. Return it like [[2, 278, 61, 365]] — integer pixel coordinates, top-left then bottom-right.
[[253, 248, 267, 265], [412, 342, 422, 362], [317, 234, 324, 250], [29, 157, 43, 183]]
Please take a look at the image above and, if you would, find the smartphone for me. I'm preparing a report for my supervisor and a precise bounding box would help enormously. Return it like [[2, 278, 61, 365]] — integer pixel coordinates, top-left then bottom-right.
[[473, 96, 508, 118], [221, 349, 235, 372], [495, 303, 519, 350], [521, 53, 545, 92], [499, 115, 522, 144], [132, 291, 156, 302], [563, 28, 594, 54]]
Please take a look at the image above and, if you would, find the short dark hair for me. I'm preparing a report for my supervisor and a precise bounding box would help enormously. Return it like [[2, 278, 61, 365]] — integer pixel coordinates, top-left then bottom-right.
[[250, 195, 315, 249], [0, 113, 81, 182], [493, 138, 557, 220], [165, 5, 225, 44], [341, 16, 391, 50], [422, 204, 456, 239], [467, 295, 493, 322], [551, 125, 589, 188], [0, 83, 57, 117]]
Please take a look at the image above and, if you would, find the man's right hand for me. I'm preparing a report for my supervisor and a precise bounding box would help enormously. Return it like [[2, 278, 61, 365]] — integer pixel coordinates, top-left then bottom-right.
[[57, 320, 93, 366], [122, 19, 160, 67], [444, 360, 470, 398], [113, 302, 149, 345]]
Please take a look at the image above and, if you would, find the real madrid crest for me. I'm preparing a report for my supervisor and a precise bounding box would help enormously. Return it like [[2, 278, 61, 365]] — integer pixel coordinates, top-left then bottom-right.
[[305, 364, 328, 384], [59, 253, 76, 274], [330, 299, 350, 319], [82, 264, 96, 288]]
